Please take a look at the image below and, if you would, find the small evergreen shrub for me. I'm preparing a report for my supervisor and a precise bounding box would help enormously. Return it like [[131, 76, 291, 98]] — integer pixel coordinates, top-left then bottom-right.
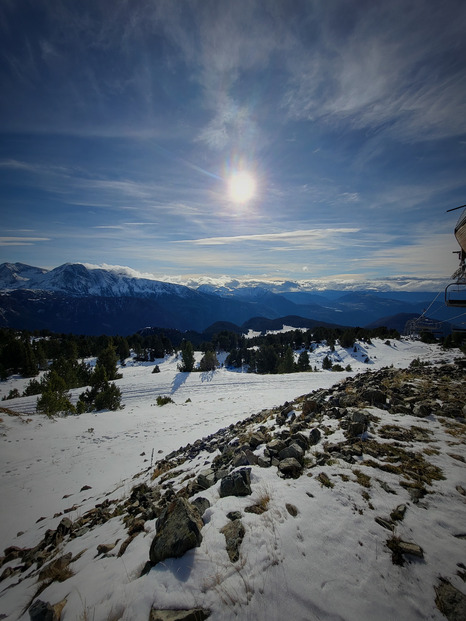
[[156, 395, 174, 406]]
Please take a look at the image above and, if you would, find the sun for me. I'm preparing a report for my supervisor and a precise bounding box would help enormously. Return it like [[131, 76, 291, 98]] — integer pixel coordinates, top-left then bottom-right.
[[228, 171, 256, 203]]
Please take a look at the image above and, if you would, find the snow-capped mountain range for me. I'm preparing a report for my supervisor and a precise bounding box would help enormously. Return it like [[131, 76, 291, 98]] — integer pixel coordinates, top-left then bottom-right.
[[0, 262, 191, 298], [0, 262, 456, 335]]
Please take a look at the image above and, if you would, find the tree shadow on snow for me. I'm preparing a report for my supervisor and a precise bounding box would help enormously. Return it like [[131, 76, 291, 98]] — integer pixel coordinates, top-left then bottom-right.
[[200, 370, 215, 383], [171, 372, 189, 394]]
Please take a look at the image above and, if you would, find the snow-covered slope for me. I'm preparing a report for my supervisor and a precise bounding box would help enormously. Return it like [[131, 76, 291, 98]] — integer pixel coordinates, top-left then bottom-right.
[[1, 339, 465, 620]]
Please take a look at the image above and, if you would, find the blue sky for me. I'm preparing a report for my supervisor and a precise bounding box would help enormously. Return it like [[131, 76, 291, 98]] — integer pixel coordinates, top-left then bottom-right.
[[1, 0, 465, 289]]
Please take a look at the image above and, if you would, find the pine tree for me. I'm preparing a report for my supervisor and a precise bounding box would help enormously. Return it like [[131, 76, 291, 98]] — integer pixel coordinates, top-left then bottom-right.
[[178, 341, 195, 372], [37, 371, 75, 417], [96, 345, 120, 380], [199, 350, 219, 372], [256, 345, 278, 374], [278, 346, 295, 374], [297, 350, 310, 371], [322, 355, 332, 370]]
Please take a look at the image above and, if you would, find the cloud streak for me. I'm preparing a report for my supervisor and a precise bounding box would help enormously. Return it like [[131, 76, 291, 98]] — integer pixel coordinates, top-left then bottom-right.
[[178, 228, 360, 246]]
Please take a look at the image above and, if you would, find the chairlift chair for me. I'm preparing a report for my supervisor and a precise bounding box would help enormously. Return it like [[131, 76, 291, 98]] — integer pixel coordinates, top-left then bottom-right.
[[445, 205, 466, 308]]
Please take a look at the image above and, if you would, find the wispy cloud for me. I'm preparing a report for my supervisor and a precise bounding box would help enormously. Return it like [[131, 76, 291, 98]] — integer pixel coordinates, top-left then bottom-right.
[[179, 228, 359, 246], [0, 236, 50, 246], [284, 1, 466, 142]]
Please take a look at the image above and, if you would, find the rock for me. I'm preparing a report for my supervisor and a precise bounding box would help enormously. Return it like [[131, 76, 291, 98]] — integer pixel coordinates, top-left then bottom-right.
[[378, 480, 397, 495], [276, 404, 294, 426], [149, 498, 203, 566], [285, 503, 298, 517], [413, 401, 433, 417], [396, 541, 424, 558], [149, 609, 210, 621], [56, 518, 73, 538], [127, 518, 145, 536], [29, 598, 66, 621], [278, 442, 304, 465], [97, 541, 119, 555], [345, 411, 369, 437], [248, 432, 266, 449], [390, 504, 407, 522], [219, 468, 252, 498], [290, 432, 310, 451], [257, 455, 272, 468], [191, 497, 211, 517], [375, 517, 394, 531], [308, 428, 321, 446], [29, 600, 55, 621], [3, 546, 23, 563], [245, 503, 267, 515], [1, 566, 19, 581], [197, 469, 216, 490], [38, 553, 72, 583], [387, 537, 424, 565], [226, 511, 242, 521], [265, 439, 286, 456], [361, 389, 386, 406], [220, 519, 245, 562], [435, 578, 466, 621], [232, 449, 258, 468], [278, 457, 303, 479]]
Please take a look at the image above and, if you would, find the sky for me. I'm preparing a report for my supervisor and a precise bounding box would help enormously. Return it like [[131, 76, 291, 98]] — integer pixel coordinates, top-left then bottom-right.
[[1, 0, 466, 289]]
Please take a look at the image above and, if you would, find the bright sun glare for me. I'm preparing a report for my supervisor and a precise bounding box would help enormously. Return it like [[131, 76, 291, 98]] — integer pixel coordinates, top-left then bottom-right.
[[228, 171, 256, 203]]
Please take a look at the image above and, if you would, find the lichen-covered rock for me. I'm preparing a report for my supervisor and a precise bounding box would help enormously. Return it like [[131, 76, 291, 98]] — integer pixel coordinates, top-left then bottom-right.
[[149, 498, 203, 566]]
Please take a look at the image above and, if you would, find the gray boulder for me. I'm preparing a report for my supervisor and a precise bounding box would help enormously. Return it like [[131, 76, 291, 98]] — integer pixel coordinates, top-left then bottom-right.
[[362, 389, 386, 405], [278, 457, 303, 479], [278, 443, 304, 465], [265, 439, 286, 456], [308, 428, 321, 446], [191, 497, 211, 517], [149, 498, 203, 566], [219, 468, 252, 498], [197, 469, 216, 490]]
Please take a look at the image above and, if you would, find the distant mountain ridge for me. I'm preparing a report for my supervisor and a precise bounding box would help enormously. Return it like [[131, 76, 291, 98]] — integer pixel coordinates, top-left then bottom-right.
[[0, 262, 455, 335], [0, 262, 191, 298]]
